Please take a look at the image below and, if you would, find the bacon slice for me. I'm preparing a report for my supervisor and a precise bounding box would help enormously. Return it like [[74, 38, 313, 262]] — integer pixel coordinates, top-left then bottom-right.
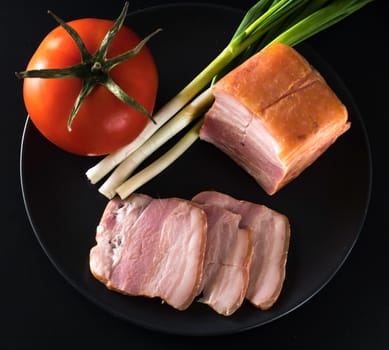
[[89, 195, 207, 311], [196, 204, 253, 316], [199, 42, 350, 195], [89, 193, 152, 282], [90, 191, 291, 313], [193, 191, 290, 310]]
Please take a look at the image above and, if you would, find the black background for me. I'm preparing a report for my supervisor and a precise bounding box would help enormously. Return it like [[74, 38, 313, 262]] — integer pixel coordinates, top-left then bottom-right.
[[2, 0, 388, 348]]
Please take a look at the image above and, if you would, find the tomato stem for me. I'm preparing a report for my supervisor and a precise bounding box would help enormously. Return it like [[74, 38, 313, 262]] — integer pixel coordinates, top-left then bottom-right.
[[96, 1, 129, 61], [91, 62, 103, 73], [68, 79, 96, 131], [16, 1, 160, 131], [105, 28, 162, 69], [47, 10, 92, 62]]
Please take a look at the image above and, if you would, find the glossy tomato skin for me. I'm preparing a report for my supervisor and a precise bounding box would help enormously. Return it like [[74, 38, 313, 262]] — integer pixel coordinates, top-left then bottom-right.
[[23, 18, 158, 156]]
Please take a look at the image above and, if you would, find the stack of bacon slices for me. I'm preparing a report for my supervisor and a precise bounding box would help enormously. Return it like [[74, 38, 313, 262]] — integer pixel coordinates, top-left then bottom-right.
[[89, 191, 290, 316]]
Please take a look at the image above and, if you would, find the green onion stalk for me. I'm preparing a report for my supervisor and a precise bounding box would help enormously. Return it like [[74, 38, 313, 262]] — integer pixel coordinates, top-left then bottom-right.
[[86, 0, 373, 199]]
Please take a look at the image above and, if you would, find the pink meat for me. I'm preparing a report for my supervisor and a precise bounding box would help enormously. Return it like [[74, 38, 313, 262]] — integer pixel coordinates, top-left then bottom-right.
[[199, 43, 350, 195], [196, 204, 253, 316], [89, 193, 152, 282], [193, 191, 290, 310], [89, 195, 207, 311]]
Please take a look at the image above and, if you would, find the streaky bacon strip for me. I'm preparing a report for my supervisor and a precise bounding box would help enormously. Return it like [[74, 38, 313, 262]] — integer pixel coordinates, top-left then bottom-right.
[[193, 190, 290, 310], [195, 203, 253, 316], [90, 190, 291, 314], [90, 194, 207, 311], [90, 194, 152, 282]]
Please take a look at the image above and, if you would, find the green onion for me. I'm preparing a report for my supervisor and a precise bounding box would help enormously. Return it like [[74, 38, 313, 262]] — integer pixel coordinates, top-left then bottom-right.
[[86, 0, 373, 199], [98, 88, 213, 198], [116, 118, 204, 200]]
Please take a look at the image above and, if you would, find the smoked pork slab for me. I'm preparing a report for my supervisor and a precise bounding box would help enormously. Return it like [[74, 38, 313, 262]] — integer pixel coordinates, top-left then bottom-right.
[[196, 203, 253, 316], [200, 43, 350, 195], [193, 191, 290, 310], [89, 194, 207, 310]]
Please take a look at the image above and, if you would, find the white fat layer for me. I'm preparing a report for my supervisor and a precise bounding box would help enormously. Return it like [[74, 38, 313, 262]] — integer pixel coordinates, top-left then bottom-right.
[[216, 94, 280, 157]]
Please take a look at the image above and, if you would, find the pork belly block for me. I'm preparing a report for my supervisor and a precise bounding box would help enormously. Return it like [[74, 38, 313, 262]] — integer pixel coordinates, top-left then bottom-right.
[[89, 194, 208, 311], [196, 204, 253, 316], [200, 42, 350, 195], [193, 191, 290, 310]]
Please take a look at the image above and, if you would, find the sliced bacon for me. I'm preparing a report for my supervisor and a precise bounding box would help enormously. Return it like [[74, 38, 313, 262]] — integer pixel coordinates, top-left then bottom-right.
[[90, 190, 291, 314], [196, 204, 253, 316], [89, 193, 152, 282], [193, 191, 290, 310], [89, 195, 207, 311]]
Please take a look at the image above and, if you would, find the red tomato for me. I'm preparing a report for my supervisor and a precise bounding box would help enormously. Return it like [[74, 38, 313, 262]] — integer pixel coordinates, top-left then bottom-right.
[[22, 18, 158, 156]]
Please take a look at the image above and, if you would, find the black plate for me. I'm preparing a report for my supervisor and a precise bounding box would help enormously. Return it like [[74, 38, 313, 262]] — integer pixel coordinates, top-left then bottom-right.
[[19, 4, 372, 335]]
